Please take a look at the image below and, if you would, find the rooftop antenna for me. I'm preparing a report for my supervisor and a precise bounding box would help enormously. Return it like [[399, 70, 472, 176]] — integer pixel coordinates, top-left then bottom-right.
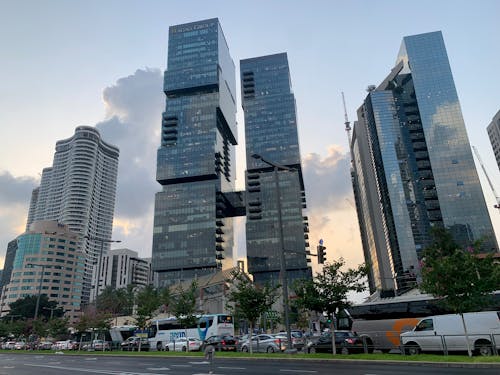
[[472, 146, 500, 210]]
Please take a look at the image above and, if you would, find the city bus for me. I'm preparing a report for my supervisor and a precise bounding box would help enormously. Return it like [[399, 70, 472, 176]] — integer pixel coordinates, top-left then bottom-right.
[[148, 314, 234, 351]]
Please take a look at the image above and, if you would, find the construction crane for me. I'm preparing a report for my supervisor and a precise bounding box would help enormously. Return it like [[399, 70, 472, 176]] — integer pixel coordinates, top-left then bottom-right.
[[472, 146, 500, 210], [342, 92, 352, 145]]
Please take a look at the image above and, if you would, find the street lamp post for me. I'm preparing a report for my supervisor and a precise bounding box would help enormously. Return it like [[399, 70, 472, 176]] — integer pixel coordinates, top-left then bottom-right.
[[251, 153, 296, 354], [27, 263, 46, 320], [42, 306, 58, 320], [84, 235, 121, 309]]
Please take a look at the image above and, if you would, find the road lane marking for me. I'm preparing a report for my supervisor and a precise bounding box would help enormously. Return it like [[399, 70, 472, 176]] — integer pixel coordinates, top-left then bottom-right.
[[280, 370, 317, 373], [24, 363, 166, 375], [146, 368, 170, 371], [218, 367, 246, 370]]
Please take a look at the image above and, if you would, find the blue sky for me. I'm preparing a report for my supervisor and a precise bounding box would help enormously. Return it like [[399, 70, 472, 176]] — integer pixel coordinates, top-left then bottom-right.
[[1, 0, 499, 282]]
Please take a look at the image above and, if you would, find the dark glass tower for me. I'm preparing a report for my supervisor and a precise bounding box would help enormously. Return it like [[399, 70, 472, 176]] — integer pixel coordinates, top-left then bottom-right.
[[352, 31, 498, 295], [152, 19, 238, 287], [240, 53, 311, 286]]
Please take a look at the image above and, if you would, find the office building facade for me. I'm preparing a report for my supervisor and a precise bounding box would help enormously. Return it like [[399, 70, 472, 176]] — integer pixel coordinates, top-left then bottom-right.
[[99, 248, 152, 293], [487, 110, 500, 172], [352, 31, 498, 295], [0, 239, 18, 307], [0, 221, 85, 322], [152, 19, 240, 287], [27, 126, 119, 304], [240, 53, 311, 285]]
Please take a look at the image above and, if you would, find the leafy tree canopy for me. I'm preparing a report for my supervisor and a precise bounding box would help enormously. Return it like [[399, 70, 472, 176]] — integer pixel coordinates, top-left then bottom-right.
[[420, 227, 500, 314], [135, 285, 161, 329], [226, 270, 279, 328], [171, 281, 199, 328], [294, 258, 368, 319], [6, 294, 62, 320]]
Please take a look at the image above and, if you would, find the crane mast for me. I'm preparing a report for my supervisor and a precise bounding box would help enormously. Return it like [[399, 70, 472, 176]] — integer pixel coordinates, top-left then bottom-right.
[[472, 146, 500, 210]]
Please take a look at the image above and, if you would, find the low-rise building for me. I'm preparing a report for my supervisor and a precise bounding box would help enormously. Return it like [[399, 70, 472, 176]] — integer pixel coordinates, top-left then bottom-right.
[[0, 221, 85, 322]]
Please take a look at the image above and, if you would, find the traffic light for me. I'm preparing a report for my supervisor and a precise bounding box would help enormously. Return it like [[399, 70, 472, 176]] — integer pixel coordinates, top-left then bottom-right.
[[317, 245, 326, 264]]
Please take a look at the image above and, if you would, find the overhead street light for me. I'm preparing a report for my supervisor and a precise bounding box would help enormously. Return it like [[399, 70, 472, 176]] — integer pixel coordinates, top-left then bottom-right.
[[27, 263, 46, 320], [251, 153, 296, 354]]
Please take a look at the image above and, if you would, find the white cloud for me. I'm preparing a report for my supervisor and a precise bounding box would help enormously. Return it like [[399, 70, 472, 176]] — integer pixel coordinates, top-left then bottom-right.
[[302, 146, 365, 272], [96, 68, 164, 256], [0, 171, 38, 266]]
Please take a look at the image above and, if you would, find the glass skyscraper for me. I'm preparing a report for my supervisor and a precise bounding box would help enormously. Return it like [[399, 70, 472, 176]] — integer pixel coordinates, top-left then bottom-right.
[[152, 19, 240, 287], [352, 31, 498, 295], [240, 53, 311, 285]]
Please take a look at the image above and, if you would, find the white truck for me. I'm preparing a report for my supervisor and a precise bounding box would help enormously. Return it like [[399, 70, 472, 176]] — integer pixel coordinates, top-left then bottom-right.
[[400, 311, 500, 356]]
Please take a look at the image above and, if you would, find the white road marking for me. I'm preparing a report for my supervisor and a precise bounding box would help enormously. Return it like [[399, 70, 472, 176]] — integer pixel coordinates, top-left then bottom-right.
[[189, 361, 211, 364], [218, 366, 246, 370], [171, 364, 191, 367], [146, 368, 170, 371], [280, 370, 317, 374], [24, 363, 165, 375]]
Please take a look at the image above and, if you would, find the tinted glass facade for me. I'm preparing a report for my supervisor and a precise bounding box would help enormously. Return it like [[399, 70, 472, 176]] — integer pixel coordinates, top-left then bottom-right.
[[152, 19, 237, 287], [352, 31, 498, 295], [240, 53, 311, 285]]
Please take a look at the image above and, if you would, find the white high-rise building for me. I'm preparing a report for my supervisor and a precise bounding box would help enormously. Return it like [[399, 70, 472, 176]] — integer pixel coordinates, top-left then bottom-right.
[[487, 110, 500, 172], [98, 249, 152, 295], [27, 126, 119, 305]]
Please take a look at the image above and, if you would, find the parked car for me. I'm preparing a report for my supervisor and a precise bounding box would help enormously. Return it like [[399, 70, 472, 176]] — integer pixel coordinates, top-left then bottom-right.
[[2, 341, 16, 349], [52, 340, 79, 350], [82, 339, 110, 351], [306, 330, 364, 354], [14, 341, 26, 350], [400, 311, 500, 356], [240, 334, 287, 353], [38, 341, 54, 350], [165, 337, 202, 352], [201, 335, 238, 352], [120, 336, 150, 351], [276, 331, 306, 350]]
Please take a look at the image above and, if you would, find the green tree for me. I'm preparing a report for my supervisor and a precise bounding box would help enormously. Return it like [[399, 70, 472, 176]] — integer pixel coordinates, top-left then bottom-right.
[[226, 270, 279, 354], [6, 295, 62, 320], [420, 227, 500, 356], [158, 286, 172, 314], [134, 285, 160, 330], [46, 316, 70, 339], [293, 259, 368, 355], [171, 280, 199, 351], [96, 286, 129, 316], [75, 307, 112, 346]]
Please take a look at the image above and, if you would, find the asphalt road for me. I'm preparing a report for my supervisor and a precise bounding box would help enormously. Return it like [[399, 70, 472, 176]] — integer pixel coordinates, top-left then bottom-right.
[[0, 353, 498, 375]]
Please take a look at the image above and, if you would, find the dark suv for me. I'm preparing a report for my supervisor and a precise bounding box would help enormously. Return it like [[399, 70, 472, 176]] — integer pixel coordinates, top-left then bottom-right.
[[120, 336, 150, 351], [307, 330, 364, 354], [201, 335, 237, 351]]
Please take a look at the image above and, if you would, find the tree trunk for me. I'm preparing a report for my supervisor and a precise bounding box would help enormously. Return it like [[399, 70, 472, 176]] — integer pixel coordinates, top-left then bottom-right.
[[460, 313, 472, 357], [185, 328, 189, 352], [249, 322, 253, 354], [331, 314, 336, 355]]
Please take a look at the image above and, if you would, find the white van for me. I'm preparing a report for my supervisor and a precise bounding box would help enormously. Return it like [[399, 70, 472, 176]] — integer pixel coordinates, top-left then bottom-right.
[[400, 311, 500, 356]]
